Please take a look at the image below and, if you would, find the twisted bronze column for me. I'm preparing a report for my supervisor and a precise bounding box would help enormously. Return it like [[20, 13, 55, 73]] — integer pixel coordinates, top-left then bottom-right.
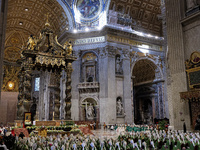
[[54, 71, 61, 120], [65, 63, 73, 120]]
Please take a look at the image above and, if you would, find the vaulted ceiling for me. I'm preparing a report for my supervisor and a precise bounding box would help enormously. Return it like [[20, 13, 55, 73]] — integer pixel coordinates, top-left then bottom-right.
[[5, 0, 69, 62], [132, 59, 157, 85], [109, 0, 162, 36]]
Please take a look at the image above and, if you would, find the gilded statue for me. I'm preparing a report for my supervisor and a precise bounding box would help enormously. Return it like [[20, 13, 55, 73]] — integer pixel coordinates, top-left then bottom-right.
[[27, 35, 37, 50], [64, 41, 73, 55]]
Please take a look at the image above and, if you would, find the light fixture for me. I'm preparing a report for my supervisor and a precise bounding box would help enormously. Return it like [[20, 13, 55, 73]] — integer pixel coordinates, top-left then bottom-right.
[[85, 28, 89, 32], [25, 8, 28, 11], [155, 36, 158, 39], [138, 32, 144, 36], [66, 27, 69, 31], [147, 34, 153, 37], [19, 22, 23, 25], [73, 29, 77, 33], [7, 81, 15, 91]]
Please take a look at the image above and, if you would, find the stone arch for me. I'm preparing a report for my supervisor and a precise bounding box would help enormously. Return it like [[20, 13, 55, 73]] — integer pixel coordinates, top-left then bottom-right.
[[56, 0, 75, 31], [116, 96, 124, 116], [80, 97, 100, 121], [81, 50, 99, 59], [131, 57, 165, 123], [134, 86, 156, 96], [80, 96, 99, 106], [131, 56, 163, 81]]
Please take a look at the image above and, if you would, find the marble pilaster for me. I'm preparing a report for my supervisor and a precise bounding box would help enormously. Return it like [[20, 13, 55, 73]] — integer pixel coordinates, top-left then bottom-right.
[[122, 53, 133, 124], [71, 57, 81, 121], [0, 0, 8, 102], [165, 0, 191, 130], [99, 46, 116, 124]]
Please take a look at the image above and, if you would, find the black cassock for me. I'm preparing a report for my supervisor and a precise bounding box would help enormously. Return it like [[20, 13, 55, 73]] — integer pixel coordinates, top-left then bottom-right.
[[195, 116, 200, 130]]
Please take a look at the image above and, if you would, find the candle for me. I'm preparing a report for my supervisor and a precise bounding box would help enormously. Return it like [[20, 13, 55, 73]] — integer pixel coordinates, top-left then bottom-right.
[[53, 112, 55, 120]]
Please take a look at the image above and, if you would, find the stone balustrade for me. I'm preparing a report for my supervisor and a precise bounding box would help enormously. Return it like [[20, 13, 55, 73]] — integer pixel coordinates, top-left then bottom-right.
[[77, 82, 100, 93]]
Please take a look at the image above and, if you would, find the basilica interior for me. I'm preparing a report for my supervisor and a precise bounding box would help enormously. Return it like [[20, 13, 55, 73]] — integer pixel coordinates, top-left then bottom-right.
[[0, 0, 200, 131]]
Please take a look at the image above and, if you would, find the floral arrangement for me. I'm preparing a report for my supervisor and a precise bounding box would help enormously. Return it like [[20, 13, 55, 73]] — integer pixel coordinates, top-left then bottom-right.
[[65, 121, 75, 126], [24, 121, 32, 125]]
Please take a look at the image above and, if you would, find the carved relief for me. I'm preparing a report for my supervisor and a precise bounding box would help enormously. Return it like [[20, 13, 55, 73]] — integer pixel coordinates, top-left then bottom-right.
[[99, 47, 108, 58], [130, 51, 139, 64], [107, 46, 116, 58], [122, 48, 130, 59]]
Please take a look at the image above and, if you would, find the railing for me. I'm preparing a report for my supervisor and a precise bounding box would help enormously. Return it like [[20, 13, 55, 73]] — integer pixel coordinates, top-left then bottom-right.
[[77, 82, 99, 89]]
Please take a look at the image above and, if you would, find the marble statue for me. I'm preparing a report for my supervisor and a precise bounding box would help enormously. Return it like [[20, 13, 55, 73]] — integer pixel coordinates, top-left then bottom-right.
[[116, 57, 122, 73], [87, 103, 94, 118], [117, 99, 123, 114]]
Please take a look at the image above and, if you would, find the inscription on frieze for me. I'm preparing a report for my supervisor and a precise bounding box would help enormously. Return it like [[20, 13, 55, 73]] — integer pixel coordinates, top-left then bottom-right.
[[70, 36, 105, 45], [107, 34, 162, 51]]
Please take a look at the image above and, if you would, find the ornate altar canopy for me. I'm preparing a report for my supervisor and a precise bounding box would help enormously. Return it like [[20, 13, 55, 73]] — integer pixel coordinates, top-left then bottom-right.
[[16, 18, 76, 121]]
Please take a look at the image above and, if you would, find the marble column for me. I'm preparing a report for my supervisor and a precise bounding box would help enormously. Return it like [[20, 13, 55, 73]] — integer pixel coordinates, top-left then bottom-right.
[[0, 0, 8, 102]]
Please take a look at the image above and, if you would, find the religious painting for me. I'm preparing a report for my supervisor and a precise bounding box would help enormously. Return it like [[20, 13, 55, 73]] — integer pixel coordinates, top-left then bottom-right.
[[76, 0, 101, 19], [24, 112, 31, 125], [190, 51, 200, 64]]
